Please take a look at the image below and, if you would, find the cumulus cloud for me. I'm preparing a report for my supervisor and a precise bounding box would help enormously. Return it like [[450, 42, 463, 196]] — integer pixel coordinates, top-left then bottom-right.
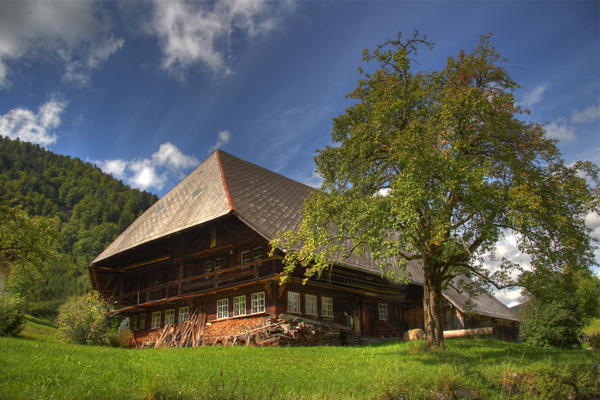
[[95, 141, 199, 192], [545, 118, 576, 141], [153, 142, 199, 168], [0, 0, 123, 88], [572, 104, 600, 125], [150, 0, 288, 78], [545, 103, 599, 142], [0, 99, 68, 146], [520, 84, 549, 107], [210, 130, 231, 152]]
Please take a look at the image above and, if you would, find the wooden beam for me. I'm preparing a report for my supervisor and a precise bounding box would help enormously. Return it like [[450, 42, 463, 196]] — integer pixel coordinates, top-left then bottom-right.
[[443, 327, 493, 338]]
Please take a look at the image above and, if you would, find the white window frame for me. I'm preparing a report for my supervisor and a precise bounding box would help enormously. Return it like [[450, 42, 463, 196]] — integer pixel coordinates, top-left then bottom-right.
[[233, 295, 246, 317], [378, 303, 389, 321], [287, 291, 301, 314], [251, 292, 265, 314], [139, 313, 146, 330], [305, 294, 318, 316], [151, 311, 162, 329], [179, 306, 190, 323], [217, 299, 229, 320], [165, 309, 175, 325], [322, 297, 333, 318], [241, 250, 251, 270]]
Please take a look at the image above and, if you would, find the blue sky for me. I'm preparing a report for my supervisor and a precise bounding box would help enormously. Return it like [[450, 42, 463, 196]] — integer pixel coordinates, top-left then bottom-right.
[[1, 1, 598, 305]]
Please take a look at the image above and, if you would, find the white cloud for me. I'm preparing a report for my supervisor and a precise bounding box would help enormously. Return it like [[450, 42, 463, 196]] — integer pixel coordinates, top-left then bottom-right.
[[572, 104, 600, 125], [520, 84, 549, 107], [304, 170, 323, 188], [0, 1, 123, 88], [545, 118, 576, 142], [94, 142, 199, 192], [153, 141, 199, 168], [150, 0, 288, 77], [95, 159, 128, 180], [0, 99, 68, 146], [130, 159, 167, 191], [545, 104, 599, 143], [210, 130, 231, 152]]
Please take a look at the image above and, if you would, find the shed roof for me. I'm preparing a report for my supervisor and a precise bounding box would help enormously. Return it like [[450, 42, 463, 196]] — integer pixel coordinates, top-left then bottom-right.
[[92, 150, 517, 322]]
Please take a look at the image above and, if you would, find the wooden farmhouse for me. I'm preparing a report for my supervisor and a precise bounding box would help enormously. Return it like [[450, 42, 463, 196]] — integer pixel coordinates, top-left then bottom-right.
[[90, 150, 519, 346]]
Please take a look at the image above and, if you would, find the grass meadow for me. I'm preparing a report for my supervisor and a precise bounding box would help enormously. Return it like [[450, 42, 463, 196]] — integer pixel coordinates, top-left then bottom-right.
[[0, 318, 598, 400]]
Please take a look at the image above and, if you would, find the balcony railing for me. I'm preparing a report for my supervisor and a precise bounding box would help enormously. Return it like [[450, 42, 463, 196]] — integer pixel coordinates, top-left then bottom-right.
[[117, 258, 279, 309]]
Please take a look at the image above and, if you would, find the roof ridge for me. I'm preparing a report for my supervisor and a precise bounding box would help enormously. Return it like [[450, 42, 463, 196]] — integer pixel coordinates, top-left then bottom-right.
[[215, 150, 234, 212]]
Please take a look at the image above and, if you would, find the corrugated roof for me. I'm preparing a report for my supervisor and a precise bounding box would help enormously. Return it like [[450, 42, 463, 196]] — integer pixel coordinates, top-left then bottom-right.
[[92, 150, 517, 322]]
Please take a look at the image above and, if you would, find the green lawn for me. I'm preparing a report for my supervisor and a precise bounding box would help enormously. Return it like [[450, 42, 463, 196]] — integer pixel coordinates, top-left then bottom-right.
[[1, 318, 598, 400]]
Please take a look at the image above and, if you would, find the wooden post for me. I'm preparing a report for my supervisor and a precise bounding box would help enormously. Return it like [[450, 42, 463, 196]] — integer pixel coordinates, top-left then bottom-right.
[[178, 259, 183, 296]]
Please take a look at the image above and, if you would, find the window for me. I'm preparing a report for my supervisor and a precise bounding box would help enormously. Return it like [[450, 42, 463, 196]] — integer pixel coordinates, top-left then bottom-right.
[[233, 295, 246, 317], [378, 303, 389, 321], [139, 314, 146, 330], [204, 260, 213, 280], [179, 306, 190, 323], [214, 258, 223, 277], [251, 292, 265, 314], [165, 309, 175, 325], [131, 315, 138, 330], [241, 250, 251, 269], [217, 299, 229, 319], [305, 294, 318, 316], [322, 297, 333, 318], [151, 311, 162, 329], [287, 291, 301, 314], [253, 247, 262, 261]]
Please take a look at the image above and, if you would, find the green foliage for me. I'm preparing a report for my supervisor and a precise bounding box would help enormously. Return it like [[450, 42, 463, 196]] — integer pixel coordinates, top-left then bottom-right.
[[0, 136, 158, 310], [56, 291, 114, 345], [519, 268, 600, 349], [0, 293, 25, 336], [0, 201, 60, 301], [519, 298, 585, 349], [273, 31, 600, 348], [586, 331, 600, 349]]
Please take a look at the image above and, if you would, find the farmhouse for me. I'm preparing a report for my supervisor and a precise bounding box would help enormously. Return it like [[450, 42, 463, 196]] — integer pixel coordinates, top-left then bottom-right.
[[90, 150, 518, 345]]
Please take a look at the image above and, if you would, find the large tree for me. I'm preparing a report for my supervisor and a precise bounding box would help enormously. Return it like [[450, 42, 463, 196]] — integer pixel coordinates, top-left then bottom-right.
[[0, 200, 59, 301], [273, 32, 599, 348]]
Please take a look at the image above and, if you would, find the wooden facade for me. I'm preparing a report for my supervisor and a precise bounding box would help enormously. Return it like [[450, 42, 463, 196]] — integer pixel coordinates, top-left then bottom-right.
[[90, 150, 519, 344]]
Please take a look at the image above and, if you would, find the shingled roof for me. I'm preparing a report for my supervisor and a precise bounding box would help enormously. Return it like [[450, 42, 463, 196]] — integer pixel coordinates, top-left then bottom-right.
[[92, 150, 517, 322]]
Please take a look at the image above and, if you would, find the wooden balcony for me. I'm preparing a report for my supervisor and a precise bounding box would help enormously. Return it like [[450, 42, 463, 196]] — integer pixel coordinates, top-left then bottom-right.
[[116, 258, 279, 310]]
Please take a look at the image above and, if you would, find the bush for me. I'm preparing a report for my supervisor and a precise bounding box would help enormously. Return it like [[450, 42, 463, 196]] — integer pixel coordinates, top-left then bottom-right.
[[519, 298, 584, 349], [0, 293, 25, 336], [56, 291, 113, 345], [587, 331, 600, 350]]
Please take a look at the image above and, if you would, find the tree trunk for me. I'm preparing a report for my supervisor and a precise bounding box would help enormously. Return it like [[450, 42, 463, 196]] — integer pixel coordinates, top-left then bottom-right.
[[423, 262, 445, 348]]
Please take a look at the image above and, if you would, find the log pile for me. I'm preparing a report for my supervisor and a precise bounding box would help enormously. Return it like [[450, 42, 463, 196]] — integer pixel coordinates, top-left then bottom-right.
[[137, 313, 361, 348], [205, 314, 361, 347], [152, 311, 207, 348]]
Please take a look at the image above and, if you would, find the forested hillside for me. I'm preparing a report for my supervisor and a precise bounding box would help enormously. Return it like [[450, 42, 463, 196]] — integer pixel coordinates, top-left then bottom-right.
[[0, 136, 158, 317]]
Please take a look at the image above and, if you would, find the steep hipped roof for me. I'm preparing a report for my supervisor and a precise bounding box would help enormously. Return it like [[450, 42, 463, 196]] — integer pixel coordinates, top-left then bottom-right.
[[92, 150, 517, 322]]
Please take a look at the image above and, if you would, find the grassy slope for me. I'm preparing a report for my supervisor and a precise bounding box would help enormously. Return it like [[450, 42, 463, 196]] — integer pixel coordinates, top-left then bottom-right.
[[584, 318, 600, 335], [1, 319, 598, 400]]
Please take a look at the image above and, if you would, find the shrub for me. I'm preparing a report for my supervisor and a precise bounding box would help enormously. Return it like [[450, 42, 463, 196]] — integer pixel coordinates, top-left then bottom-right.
[[519, 298, 584, 349], [0, 293, 25, 336], [587, 331, 600, 350], [56, 291, 113, 345]]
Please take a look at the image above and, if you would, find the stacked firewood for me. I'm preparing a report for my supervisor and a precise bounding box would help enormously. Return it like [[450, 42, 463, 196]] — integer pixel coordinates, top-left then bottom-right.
[[207, 314, 361, 347], [153, 311, 207, 348], [142, 313, 360, 348]]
